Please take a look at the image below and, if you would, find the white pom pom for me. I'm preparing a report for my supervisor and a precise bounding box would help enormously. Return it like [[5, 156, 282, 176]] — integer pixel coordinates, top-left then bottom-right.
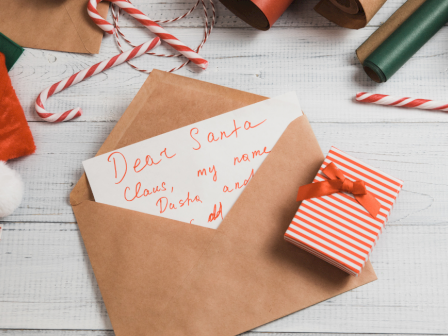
[[0, 161, 24, 217]]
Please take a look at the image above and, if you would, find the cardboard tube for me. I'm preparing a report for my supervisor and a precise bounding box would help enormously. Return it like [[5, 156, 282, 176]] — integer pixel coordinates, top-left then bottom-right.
[[359, 0, 448, 83], [357, 0, 426, 64], [315, 0, 387, 29], [219, 0, 294, 30], [328, 0, 360, 15]]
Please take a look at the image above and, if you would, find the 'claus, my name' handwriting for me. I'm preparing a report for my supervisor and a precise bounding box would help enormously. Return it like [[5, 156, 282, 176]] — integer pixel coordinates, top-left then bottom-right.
[[197, 165, 218, 182], [234, 147, 271, 165], [124, 181, 167, 201]]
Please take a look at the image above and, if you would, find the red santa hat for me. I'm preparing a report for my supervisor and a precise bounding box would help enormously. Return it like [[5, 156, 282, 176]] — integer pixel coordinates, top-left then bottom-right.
[[0, 52, 35, 217]]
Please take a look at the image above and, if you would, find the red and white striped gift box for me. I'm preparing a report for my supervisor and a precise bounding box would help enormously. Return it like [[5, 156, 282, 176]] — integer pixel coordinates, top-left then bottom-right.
[[284, 147, 403, 276]]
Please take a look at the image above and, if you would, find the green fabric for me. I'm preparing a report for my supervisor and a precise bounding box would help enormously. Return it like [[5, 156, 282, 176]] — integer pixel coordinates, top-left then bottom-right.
[[0, 32, 24, 71], [364, 0, 448, 83]]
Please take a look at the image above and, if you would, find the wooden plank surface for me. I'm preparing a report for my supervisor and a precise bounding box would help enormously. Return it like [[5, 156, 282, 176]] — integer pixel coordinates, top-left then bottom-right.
[[0, 333, 431, 336], [0, 223, 447, 332], [89, 0, 420, 28], [1, 0, 448, 334], [2, 122, 445, 224], [12, 26, 448, 124], [0, 333, 440, 336]]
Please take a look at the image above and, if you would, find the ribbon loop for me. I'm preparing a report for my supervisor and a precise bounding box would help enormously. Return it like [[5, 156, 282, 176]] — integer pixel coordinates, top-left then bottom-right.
[[297, 162, 380, 218]]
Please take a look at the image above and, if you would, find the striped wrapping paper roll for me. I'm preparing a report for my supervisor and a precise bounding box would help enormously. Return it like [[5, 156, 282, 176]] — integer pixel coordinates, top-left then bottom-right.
[[285, 147, 403, 276]]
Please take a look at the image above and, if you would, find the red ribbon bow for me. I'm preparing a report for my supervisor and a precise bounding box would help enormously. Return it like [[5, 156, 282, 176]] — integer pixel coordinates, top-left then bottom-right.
[[296, 162, 381, 218]]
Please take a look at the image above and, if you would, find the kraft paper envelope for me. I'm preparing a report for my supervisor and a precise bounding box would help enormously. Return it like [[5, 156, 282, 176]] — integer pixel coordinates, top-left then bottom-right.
[[0, 0, 109, 54], [70, 70, 377, 336]]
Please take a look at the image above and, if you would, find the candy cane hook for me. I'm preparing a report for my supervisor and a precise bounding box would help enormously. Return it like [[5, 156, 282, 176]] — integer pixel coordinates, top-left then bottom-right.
[[35, 38, 160, 123], [87, 0, 208, 70]]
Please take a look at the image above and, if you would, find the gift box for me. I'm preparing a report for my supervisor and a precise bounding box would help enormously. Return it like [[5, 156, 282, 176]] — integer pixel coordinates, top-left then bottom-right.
[[285, 147, 403, 276]]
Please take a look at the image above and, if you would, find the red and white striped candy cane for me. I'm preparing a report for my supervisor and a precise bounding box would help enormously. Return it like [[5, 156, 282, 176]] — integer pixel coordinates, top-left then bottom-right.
[[110, 0, 215, 73], [35, 38, 160, 123], [87, 0, 208, 70], [356, 92, 448, 112]]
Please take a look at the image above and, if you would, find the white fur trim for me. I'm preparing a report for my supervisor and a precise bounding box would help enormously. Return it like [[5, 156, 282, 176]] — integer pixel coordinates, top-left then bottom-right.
[[0, 161, 24, 217]]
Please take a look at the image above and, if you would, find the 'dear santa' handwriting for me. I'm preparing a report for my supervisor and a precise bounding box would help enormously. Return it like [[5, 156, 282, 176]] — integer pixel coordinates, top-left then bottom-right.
[[107, 148, 176, 184], [189, 118, 267, 150]]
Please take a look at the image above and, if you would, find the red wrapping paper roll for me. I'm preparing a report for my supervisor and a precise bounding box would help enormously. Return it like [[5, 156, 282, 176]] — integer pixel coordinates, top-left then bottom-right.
[[219, 0, 294, 30]]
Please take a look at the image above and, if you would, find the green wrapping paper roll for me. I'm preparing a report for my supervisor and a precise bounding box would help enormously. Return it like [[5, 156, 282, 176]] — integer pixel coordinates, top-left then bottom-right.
[[363, 0, 448, 83]]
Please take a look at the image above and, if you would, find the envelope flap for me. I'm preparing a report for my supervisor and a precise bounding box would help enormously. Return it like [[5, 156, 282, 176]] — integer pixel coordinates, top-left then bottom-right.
[[113, 69, 268, 148], [70, 70, 267, 205], [0, 0, 108, 54], [64, 0, 109, 54]]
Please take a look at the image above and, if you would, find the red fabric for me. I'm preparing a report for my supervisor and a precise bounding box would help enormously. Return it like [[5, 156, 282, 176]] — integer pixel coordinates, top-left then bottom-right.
[[0, 52, 35, 161]]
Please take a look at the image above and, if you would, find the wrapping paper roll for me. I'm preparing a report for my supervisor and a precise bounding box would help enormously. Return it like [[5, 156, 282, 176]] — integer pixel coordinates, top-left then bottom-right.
[[315, 0, 387, 29], [357, 0, 448, 83], [219, 0, 294, 30], [357, 0, 425, 62]]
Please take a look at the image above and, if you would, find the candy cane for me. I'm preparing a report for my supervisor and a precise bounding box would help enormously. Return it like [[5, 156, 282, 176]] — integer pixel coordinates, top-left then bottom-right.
[[87, 0, 208, 70], [110, 0, 215, 73], [356, 92, 448, 112], [35, 38, 160, 123]]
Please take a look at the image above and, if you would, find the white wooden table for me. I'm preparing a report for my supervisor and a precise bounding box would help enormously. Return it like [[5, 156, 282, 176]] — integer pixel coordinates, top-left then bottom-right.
[[1, 0, 447, 335]]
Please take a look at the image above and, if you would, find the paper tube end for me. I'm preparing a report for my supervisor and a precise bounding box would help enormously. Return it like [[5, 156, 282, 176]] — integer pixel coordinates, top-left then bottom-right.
[[362, 60, 387, 83], [218, 0, 271, 30]]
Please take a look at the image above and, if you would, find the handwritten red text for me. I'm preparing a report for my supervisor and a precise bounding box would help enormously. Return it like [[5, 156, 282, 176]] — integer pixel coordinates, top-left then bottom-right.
[[197, 165, 217, 181], [108, 152, 127, 184], [108, 148, 176, 184], [156, 192, 203, 214], [124, 182, 166, 201], [234, 146, 271, 165], [190, 127, 201, 150], [189, 118, 267, 150], [208, 202, 223, 223], [223, 169, 255, 193], [133, 148, 176, 173]]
